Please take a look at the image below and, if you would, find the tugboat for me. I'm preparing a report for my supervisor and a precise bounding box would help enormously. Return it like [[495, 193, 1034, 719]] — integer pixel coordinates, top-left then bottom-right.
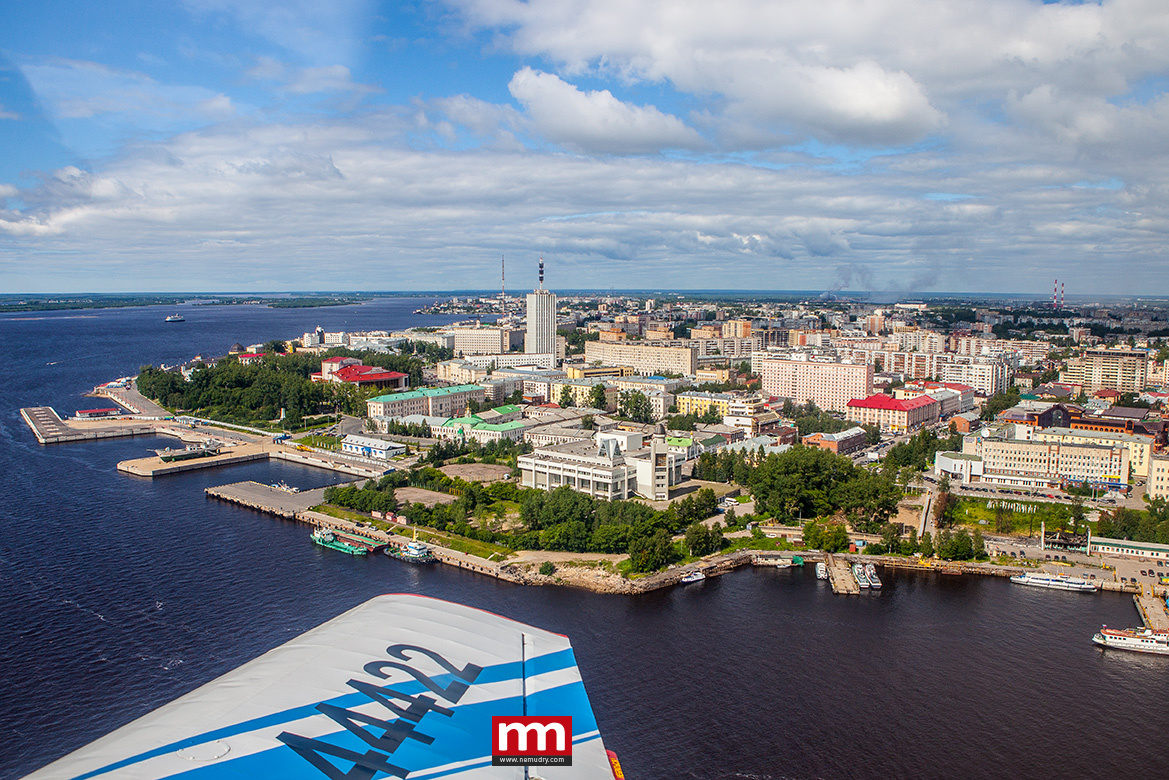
[[311, 528, 368, 556], [385, 531, 437, 564], [165, 314, 185, 322]]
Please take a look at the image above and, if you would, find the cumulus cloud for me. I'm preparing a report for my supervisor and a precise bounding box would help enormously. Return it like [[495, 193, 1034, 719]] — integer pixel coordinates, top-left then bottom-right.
[[507, 67, 704, 154]]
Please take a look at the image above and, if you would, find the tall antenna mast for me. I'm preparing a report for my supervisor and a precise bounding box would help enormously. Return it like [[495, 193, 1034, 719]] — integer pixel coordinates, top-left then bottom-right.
[[501, 254, 506, 302], [538, 257, 544, 291]]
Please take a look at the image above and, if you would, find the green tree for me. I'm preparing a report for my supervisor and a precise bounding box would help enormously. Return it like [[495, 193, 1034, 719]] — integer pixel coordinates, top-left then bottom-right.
[[628, 529, 674, 572], [558, 386, 575, 408], [919, 531, 935, 558], [588, 383, 609, 410], [619, 390, 654, 423], [538, 561, 555, 576]]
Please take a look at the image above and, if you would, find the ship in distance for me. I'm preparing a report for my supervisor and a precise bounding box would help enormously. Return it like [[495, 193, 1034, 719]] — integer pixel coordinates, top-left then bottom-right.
[[20, 594, 623, 778], [1009, 572, 1099, 592]]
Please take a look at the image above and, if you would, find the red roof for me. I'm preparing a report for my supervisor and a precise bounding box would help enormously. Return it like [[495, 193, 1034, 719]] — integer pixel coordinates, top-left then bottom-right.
[[847, 394, 938, 411], [321, 356, 353, 364], [333, 365, 407, 384]]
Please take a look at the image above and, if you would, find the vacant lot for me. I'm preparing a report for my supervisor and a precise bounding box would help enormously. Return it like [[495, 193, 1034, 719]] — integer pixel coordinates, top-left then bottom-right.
[[395, 487, 457, 507], [439, 463, 513, 483]]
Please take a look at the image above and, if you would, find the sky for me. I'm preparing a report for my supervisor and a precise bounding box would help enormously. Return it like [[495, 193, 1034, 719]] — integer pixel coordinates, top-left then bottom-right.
[[2, 0, 1169, 295]]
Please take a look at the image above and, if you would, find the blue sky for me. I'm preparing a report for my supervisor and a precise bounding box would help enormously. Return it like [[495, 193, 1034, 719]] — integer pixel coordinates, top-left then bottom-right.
[[2, 0, 1169, 294]]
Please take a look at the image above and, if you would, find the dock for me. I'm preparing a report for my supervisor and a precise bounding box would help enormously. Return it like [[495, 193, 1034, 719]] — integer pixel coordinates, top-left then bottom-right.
[[1135, 591, 1169, 631], [118, 443, 271, 476], [21, 407, 155, 444], [205, 481, 331, 518], [826, 554, 860, 594]]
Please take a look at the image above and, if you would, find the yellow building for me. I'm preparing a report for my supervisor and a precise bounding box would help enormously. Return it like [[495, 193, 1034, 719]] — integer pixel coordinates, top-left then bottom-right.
[[675, 391, 734, 417], [1032, 427, 1154, 478]]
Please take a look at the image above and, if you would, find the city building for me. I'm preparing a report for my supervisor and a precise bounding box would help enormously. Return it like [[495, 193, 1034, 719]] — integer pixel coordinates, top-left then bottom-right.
[[526, 290, 558, 358], [564, 363, 635, 380], [846, 394, 940, 434], [583, 342, 698, 375], [367, 384, 484, 419], [752, 352, 873, 413], [675, 391, 735, 418], [1060, 348, 1149, 393], [1032, 427, 1154, 478], [436, 359, 491, 385], [517, 433, 681, 500], [435, 416, 528, 444], [1147, 454, 1169, 501], [448, 327, 521, 357], [340, 435, 406, 460], [550, 379, 618, 411], [803, 427, 868, 456], [958, 431, 1130, 489]]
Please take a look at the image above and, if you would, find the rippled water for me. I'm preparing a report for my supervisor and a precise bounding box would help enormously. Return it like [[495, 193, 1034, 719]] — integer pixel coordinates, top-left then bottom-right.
[[1, 300, 1164, 780]]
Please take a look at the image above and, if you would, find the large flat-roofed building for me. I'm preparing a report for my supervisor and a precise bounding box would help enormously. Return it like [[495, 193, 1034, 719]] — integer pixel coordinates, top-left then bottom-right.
[[753, 352, 873, 412], [961, 433, 1129, 489], [550, 379, 619, 411], [518, 434, 680, 501], [1060, 348, 1149, 393], [435, 416, 528, 444], [447, 327, 521, 357], [436, 359, 491, 385], [675, 391, 735, 417], [564, 363, 635, 380], [367, 384, 484, 419], [340, 435, 406, 460], [584, 342, 698, 376], [1032, 426, 1154, 478], [846, 394, 939, 433]]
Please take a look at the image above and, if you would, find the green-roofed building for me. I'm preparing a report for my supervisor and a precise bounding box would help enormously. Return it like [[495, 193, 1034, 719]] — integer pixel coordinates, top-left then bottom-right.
[[366, 384, 485, 420]]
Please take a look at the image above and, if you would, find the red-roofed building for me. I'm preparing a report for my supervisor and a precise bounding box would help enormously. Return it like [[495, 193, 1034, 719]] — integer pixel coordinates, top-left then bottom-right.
[[846, 393, 940, 433], [331, 364, 409, 390], [76, 408, 121, 419], [237, 352, 266, 366]]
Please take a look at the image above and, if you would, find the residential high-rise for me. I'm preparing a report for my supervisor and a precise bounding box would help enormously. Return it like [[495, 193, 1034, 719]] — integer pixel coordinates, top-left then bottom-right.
[[525, 258, 558, 357]]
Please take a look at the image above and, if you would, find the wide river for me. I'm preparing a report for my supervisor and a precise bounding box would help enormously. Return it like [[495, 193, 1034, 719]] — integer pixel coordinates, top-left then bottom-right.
[[1, 298, 1164, 780]]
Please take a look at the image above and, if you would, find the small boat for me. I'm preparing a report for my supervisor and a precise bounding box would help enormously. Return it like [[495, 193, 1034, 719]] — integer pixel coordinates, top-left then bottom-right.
[[865, 563, 882, 590], [1093, 626, 1169, 655], [154, 443, 220, 462], [311, 528, 368, 556], [680, 570, 706, 584], [852, 564, 870, 588], [816, 562, 828, 580], [165, 314, 185, 322], [385, 533, 436, 564], [1010, 572, 1098, 592]]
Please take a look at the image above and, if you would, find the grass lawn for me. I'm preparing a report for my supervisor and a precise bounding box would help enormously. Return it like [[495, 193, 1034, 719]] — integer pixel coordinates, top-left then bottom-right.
[[953, 496, 1089, 536]]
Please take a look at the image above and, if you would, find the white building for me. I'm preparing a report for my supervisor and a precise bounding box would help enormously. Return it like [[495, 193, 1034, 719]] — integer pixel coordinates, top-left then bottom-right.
[[526, 289, 558, 357], [518, 434, 680, 501], [340, 435, 406, 460]]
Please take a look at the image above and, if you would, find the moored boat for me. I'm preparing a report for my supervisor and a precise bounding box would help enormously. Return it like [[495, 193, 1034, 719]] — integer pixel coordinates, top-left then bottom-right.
[[1093, 626, 1169, 655], [311, 528, 368, 555], [386, 538, 437, 564], [853, 563, 870, 588], [154, 443, 220, 462], [1009, 572, 1098, 592], [680, 570, 706, 584], [816, 562, 828, 580], [165, 314, 185, 322], [865, 562, 882, 590]]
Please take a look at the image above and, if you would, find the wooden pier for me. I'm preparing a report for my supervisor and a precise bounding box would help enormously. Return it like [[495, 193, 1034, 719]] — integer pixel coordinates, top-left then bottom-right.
[[826, 554, 860, 594]]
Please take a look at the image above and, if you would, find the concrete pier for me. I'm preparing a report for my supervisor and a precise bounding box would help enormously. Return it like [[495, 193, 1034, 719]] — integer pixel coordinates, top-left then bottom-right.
[[205, 481, 330, 518], [117, 443, 271, 476], [1135, 592, 1169, 631], [21, 407, 156, 444]]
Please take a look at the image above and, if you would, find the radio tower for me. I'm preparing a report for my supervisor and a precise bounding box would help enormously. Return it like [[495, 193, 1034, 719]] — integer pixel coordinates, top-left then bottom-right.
[[501, 254, 506, 303]]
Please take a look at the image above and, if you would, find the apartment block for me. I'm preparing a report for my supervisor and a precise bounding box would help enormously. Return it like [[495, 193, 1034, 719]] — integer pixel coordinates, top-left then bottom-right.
[[961, 433, 1129, 488], [1060, 348, 1149, 393], [846, 394, 940, 434], [753, 352, 873, 412], [584, 342, 698, 376], [367, 384, 485, 419]]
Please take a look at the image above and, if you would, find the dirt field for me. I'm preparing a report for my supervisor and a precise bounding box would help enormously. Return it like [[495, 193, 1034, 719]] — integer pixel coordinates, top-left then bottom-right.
[[394, 487, 457, 507], [439, 463, 513, 483]]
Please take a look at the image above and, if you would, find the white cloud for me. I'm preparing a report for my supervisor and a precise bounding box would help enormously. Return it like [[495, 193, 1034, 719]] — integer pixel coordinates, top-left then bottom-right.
[[246, 58, 380, 95], [0, 104, 20, 120], [507, 67, 704, 154]]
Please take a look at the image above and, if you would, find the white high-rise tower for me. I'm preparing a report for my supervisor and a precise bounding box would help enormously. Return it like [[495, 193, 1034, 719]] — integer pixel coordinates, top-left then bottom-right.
[[525, 258, 557, 357]]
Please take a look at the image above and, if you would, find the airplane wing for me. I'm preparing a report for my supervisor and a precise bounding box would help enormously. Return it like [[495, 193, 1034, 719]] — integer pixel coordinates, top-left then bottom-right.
[[22, 594, 620, 779]]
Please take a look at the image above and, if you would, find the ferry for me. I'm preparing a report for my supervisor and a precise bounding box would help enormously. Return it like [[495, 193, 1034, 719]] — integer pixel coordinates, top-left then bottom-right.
[[681, 570, 706, 584], [816, 562, 828, 580], [865, 562, 883, 590], [310, 528, 368, 555], [1092, 626, 1169, 655], [852, 563, 870, 588], [20, 594, 622, 779], [164, 314, 185, 322], [1009, 572, 1099, 592], [385, 537, 436, 564]]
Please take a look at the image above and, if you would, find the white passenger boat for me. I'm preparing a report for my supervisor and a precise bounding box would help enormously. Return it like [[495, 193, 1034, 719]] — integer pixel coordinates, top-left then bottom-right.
[[816, 562, 828, 580], [852, 563, 870, 588], [1093, 626, 1169, 655], [1009, 572, 1099, 592], [865, 562, 882, 590], [680, 570, 706, 584]]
